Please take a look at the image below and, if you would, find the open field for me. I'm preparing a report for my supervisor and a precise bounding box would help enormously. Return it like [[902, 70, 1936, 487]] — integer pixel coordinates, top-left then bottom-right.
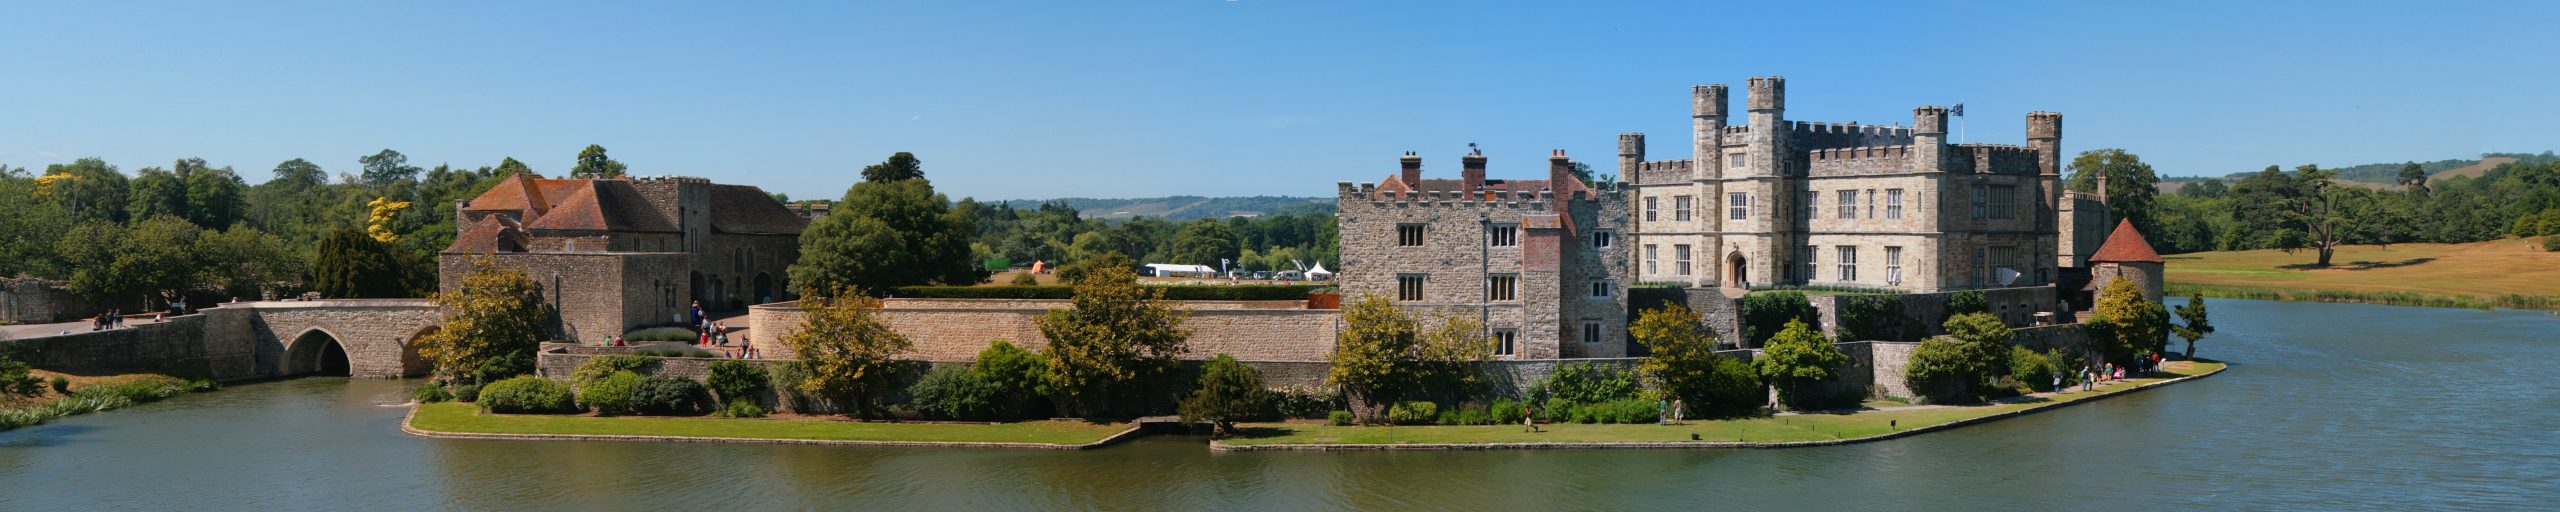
[[2162, 238, 2560, 309], [406, 403, 1132, 446], [1219, 362, 2221, 448]]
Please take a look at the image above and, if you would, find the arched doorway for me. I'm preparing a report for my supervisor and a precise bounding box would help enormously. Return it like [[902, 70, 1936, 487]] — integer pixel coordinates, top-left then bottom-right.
[[401, 327, 439, 377], [1726, 252, 1749, 289], [753, 273, 774, 305], [285, 329, 352, 377]]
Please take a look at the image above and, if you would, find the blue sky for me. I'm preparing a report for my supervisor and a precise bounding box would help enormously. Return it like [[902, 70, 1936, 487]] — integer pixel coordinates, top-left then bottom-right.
[[3, 1, 2552, 201]]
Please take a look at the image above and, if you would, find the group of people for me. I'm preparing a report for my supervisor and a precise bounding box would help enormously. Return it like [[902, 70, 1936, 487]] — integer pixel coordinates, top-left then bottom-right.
[[2076, 354, 2173, 392], [90, 309, 127, 331]]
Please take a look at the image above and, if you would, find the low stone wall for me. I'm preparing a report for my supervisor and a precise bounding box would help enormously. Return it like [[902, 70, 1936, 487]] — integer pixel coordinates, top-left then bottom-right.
[[1808, 285, 2061, 342], [0, 277, 93, 324], [748, 299, 1340, 362], [0, 315, 232, 378]]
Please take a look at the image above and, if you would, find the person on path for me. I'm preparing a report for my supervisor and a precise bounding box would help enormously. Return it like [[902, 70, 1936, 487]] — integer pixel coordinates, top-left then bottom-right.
[[1523, 403, 1540, 433], [689, 301, 705, 331], [1670, 399, 1685, 425]]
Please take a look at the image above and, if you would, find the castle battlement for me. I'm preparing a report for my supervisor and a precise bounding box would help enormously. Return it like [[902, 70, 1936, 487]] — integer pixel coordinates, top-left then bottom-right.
[[1809, 145, 1913, 161], [1631, 159, 1694, 185], [1950, 144, 2045, 174]]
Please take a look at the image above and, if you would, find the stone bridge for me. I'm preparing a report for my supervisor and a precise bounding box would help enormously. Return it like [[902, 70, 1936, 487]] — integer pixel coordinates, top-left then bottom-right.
[[0, 299, 445, 381]]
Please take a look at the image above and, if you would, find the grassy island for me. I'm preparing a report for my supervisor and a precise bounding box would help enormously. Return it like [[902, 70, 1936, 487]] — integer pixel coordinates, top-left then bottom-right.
[[1215, 360, 2223, 450], [405, 403, 1135, 448]]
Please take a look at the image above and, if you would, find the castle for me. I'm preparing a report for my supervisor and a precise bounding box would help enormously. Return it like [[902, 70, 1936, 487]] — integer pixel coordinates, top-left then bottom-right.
[[440, 174, 807, 343]]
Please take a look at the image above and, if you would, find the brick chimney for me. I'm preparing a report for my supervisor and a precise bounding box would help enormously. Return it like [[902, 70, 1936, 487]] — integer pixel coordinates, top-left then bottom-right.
[[1399, 152, 1422, 188], [1461, 149, 1488, 193], [1548, 149, 1574, 188]]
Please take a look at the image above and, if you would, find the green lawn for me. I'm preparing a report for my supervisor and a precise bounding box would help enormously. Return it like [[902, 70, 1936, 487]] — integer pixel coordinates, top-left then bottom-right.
[[2165, 238, 2560, 306], [1222, 361, 2223, 447], [408, 403, 1131, 446]]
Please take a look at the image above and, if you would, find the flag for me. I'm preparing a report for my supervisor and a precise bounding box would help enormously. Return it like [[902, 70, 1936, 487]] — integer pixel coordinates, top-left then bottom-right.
[[1950, 103, 1965, 117]]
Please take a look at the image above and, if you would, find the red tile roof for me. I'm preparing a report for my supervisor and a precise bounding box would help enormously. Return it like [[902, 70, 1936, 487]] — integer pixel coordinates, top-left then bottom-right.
[[523, 180, 678, 232], [2090, 219, 2163, 263], [446, 216, 527, 254]]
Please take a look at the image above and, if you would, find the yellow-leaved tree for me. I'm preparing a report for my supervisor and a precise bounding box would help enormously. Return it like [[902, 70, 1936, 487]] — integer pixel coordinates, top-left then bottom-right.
[[419, 258, 547, 384], [779, 287, 912, 419]]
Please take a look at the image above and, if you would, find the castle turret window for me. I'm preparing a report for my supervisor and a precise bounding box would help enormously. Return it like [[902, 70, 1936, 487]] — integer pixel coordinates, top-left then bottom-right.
[[1886, 246, 1904, 286], [1644, 244, 1658, 275], [1990, 185, 2018, 220], [1644, 197, 1658, 222], [1590, 281, 1613, 298], [1592, 230, 1613, 249], [1582, 321, 1603, 344]]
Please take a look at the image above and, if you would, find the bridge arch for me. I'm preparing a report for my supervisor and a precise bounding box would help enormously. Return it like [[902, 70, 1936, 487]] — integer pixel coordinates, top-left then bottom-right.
[[403, 326, 439, 377], [283, 327, 352, 377]]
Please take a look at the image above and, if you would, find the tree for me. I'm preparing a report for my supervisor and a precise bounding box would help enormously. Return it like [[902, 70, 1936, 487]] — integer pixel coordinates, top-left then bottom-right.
[[1327, 294, 1420, 419], [1631, 304, 1756, 417], [41, 158, 131, 224], [789, 155, 985, 294], [1903, 312, 2015, 403], [56, 216, 201, 309], [570, 145, 627, 179], [312, 230, 419, 298], [2234, 165, 2372, 267], [779, 287, 914, 418], [271, 158, 328, 190], [2396, 162, 2430, 195], [1167, 219, 1242, 268], [2089, 279, 2169, 366], [1753, 319, 1850, 410], [1178, 354, 1267, 436], [2171, 293, 2214, 359], [1037, 265, 1190, 416], [358, 149, 420, 188], [1056, 251, 1135, 285], [860, 152, 925, 183], [418, 259, 548, 384], [494, 157, 533, 177], [181, 163, 247, 229], [194, 225, 301, 300], [128, 167, 190, 223], [2067, 149, 2163, 239]]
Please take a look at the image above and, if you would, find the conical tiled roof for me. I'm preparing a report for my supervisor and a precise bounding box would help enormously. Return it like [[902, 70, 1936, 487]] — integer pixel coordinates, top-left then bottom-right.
[[2090, 219, 2163, 263]]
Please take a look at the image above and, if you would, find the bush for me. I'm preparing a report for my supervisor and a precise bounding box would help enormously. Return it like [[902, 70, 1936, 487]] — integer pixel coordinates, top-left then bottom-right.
[[0, 357, 37, 396], [631, 376, 711, 416], [722, 400, 766, 418], [2009, 346, 2067, 393], [1947, 290, 1990, 316], [1738, 291, 1821, 346], [910, 365, 1001, 420], [2544, 236, 2560, 252], [454, 383, 483, 403], [1835, 294, 1917, 342], [1178, 355, 1268, 434], [1384, 401, 1438, 425], [1540, 398, 1573, 423], [767, 361, 812, 413], [1435, 408, 1462, 425], [1327, 410, 1355, 426], [479, 376, 576, 414], [705, 361, 769, 406], [972, 340, 1051, 418], [50, 376, 70, 395], [1268, 389, 1337, 420], [1697, 356, 1765, 418], [1009, 272, 1041, 286], [571, 356, 653, 385], [1604, 398, 1662, 424], [579, 371, 645, 415], [1488, 399, 1524, 424], [1455, 405, 1491, 425], [623, 327, 697, 342], [890, 284, 1320, 301], [414, 383, 454, 403], [1531, 363, 1641, 405]]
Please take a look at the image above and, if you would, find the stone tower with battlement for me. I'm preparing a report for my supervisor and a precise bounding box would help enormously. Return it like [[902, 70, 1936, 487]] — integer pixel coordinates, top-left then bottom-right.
[[1623, 76, 2069, 294], [1337, 150, 1632, 359]]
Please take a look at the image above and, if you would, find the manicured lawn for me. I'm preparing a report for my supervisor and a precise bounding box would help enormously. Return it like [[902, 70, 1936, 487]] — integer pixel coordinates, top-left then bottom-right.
[[1223, 361, 2223, 447], [408, 403, 1130, 446], [2164, 238, 2560, 301]]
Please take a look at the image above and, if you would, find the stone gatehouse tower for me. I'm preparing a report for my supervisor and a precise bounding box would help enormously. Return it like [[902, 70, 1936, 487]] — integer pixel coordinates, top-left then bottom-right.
[[1336, 149, 1633, 359], [440, 174, 806, 343], [1625, 76, 2069, 293]]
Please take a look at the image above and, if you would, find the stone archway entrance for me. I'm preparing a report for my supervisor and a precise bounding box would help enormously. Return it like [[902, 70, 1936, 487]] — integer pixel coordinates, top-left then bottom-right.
[[285, 329, 352, 377], [1726, 252, 1749, 289]]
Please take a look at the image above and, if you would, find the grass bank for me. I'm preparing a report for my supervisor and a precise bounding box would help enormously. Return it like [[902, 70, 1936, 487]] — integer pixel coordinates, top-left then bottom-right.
[[0, 372, 218, 432], [405, 403, 1135, 448], [1217, 361, 2223, 450], [2164, 237, 2560, 311]]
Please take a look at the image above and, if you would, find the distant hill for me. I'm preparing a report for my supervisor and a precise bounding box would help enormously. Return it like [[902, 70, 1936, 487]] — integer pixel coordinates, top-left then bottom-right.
[[998, 196, 1333, 221], [2161, 151, 2557, 193]]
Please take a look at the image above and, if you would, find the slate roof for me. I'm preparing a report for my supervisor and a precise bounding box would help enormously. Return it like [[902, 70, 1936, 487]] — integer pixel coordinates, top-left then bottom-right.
[[2090, 219, 2164, 263], [708, 184, 808, 235]]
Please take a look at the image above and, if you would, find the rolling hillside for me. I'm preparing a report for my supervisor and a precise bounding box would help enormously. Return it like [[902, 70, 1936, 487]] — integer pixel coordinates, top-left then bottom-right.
[[2160, 151, 2554, 193], [997, 196, 1332, 221]]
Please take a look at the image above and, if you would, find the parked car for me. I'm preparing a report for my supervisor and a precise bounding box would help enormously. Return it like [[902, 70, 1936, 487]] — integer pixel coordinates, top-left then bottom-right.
[[1275, 270, 1304, 281], [1251, 271, 1272, 280]]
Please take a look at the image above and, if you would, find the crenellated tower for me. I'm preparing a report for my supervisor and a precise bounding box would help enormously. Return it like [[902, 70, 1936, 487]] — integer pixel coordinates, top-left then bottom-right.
[[1617, 132, 1645, 180], [1912, 106, 1949, 174], [2028, 111, 2064, 228]]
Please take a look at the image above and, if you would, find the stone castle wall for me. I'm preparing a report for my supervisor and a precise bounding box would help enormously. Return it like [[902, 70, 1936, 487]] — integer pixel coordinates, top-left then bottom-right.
[[0, 277, 94, 324]]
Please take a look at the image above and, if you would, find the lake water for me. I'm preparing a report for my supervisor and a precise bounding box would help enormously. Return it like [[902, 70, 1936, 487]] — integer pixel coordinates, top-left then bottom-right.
[[2, 299, 2554, 510]]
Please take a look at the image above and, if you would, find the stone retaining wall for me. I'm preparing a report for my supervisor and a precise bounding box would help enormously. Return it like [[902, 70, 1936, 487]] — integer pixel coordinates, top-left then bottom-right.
[[0, 277, 93, 324]]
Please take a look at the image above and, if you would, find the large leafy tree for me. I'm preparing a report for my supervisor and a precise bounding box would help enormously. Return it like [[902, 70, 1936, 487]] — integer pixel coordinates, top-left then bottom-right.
[[789, 153, 985, 294], [859, 151, 924, 182], [418, 259, 548, 384], [1037, 265, 1190, 416], [1166, 219, 1242, 269], [181, 162, 248, 229], [494, 157, 533, 177], [2067, 148, 2163, 239], [56, 216, 201, 309], [41, 158, 131, 224], [1177, 354, 1266, 436], [2171, 293, 2214, 360], [1753, 319, 1850, 410], [781, 287, 915, 418], [128, 167, 190, 222], [2396, 162, 2430, 194], [570, 145, 627, 179], [2229, 165, 2379, 267], [1322, 294, 1489, 418], [358, 149, 421, 189], [1903, 312, 2015, 404], [312, 229, 421, 298], [2089, 279, 2169, 366], [194, 225, 302, 300], [1631, 304, 1757, 417], [0, 169, 70, 278]]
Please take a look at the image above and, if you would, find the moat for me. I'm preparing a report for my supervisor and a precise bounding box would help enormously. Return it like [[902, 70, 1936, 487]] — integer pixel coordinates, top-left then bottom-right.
[[1, 299, 2551, 510]]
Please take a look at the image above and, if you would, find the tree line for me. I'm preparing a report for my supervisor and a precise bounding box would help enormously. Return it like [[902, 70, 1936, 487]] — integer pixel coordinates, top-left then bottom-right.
[[2068, 149, 2560, 265]]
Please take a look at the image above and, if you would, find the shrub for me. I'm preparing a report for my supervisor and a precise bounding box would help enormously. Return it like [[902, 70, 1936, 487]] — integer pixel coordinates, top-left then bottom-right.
[[1946, 290, 1990, 316], [0, 357, 37, 396], [1488, 399, 1524, 425], [1606, 398, 1662, 424], [705, 361, 769, 406], [579, 371, 645, 415], [1435, 408, 1462, 425], [909, 365, 1001, 420], [631, 376, 711, 416], [1540, 398, 1573, 423], [1738, 291, 1820, 346], [1756, 319, 1851, 410], [1455, 405, 1491, 425], [1697, 356, 1765, 418], [2009, 346, 2066, 393], [454, 383, 483, 403], [1384, 401, 1438, 425], [1835, 294, 1916, 342], [1327, 410, 1355, 426], [1531, 363, 1641, 405], [973, 340, 1051, 417], [1009, 272, 1040, 286], [50, 376, 70, 395], [722, 400, 766, 418], [478, 376, 576, 414], [622, 327, 697, 342], [571, 355, 653, 385], [767, 361, 812, 413], [414, 383, 453, 403], [2544, 236, 2559, 252], [1178, 355, 1267, 435], [1268, 389, 1337, 420]]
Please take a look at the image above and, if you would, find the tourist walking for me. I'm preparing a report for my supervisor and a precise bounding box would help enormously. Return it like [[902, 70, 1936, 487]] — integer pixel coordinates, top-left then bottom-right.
[[1669, 399, 1685, 425], [690, 300, 705, 331], [1523, 403, 1541, 433]]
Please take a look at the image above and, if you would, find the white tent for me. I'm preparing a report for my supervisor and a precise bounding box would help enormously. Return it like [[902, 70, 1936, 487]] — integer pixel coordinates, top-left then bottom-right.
[[1145, 263, 1216, 278], [1305, 263, 1334, 280]]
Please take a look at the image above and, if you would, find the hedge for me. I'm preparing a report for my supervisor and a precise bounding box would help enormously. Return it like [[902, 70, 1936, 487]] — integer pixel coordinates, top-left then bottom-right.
[[889, 285, 1321, 301]]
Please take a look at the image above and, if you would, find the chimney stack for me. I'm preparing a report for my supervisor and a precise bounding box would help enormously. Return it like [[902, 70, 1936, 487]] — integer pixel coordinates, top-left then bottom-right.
[[1461, 149, 1488, 193], [1399, 152, 1422, 188]]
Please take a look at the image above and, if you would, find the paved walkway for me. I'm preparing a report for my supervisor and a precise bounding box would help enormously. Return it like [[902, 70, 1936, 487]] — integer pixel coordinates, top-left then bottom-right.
[[1775, 363, 2195, 416]]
